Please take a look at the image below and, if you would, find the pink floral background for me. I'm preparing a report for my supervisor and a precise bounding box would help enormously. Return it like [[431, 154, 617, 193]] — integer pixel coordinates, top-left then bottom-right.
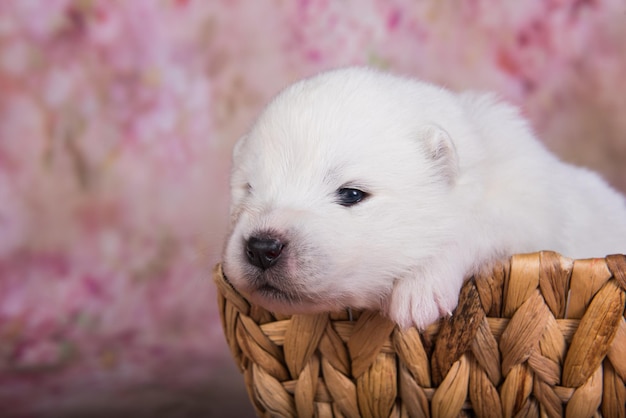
[[1, 0, 625, 416]]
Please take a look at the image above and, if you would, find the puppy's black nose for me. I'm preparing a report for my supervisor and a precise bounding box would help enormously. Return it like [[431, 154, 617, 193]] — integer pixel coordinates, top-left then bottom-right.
[[245, 236, 285, 270]]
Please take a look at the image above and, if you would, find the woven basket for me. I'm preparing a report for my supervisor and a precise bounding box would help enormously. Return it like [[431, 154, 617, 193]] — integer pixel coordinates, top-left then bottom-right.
[[214, 252, 626, 417]]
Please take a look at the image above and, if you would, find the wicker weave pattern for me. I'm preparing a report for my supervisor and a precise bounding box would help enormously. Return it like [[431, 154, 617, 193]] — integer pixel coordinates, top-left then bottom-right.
[[214, 252, 626, 417]]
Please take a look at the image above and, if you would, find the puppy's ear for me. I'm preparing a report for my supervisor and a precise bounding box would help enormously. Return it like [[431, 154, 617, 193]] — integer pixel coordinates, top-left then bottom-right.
[[420, 125, 459, 185]]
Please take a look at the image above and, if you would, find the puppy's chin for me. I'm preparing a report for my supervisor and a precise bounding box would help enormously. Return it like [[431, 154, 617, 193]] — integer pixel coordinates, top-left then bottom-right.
[[243, 286, 333, 315], [223, 270, 322, 315]]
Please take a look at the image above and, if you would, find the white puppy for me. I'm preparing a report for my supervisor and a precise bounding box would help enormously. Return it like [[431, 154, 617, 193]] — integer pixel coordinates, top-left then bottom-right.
[[222, 67, 626, 329]]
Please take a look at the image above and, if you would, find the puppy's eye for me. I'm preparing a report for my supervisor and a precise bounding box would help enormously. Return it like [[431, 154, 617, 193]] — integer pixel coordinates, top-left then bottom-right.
[[336, 188, 368, 207]]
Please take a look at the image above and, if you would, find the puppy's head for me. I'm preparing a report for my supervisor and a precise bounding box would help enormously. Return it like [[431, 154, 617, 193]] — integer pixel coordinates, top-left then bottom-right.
[[222, 67, 461, 314]]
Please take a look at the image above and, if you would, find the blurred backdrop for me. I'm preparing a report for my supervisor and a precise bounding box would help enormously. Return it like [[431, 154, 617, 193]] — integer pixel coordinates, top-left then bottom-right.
[[1, 0, 625, 416]]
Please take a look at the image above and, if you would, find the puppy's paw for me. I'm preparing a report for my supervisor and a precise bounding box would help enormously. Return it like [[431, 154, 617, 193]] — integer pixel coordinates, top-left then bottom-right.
[[387, 273, 463, 330]]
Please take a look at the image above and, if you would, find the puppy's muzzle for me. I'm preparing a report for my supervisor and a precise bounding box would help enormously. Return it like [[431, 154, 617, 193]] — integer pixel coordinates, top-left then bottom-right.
[[245, 235, 285, 270]]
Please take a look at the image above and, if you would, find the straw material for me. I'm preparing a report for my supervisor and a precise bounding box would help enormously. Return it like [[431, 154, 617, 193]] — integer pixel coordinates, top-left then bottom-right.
[[214, 252, 626, 417]]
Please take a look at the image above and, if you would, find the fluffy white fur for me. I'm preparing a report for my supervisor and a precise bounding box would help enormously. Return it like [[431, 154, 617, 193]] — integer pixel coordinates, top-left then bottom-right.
[[222, 67, 626, 329]]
